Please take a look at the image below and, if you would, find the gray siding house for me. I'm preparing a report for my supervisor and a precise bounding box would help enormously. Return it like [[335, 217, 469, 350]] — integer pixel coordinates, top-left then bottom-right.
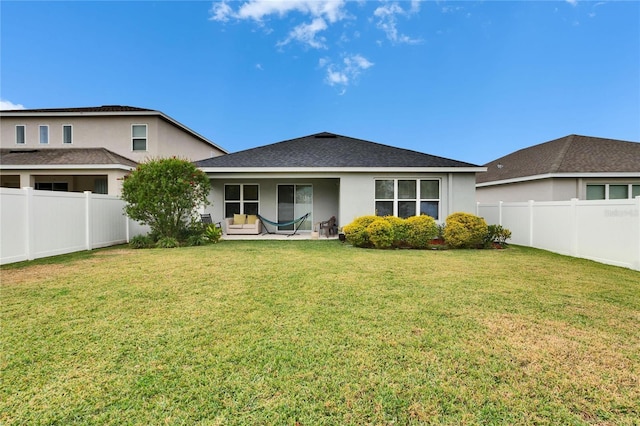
[[196, 132, 485, 233], [476, 135, 640, 202], [0, 106, 226, 195]]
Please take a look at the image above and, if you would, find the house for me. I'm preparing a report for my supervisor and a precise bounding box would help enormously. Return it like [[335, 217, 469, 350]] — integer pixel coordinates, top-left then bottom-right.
[[0, 105, 227, 195], [476, 135, 640, 202], [195, 132, 486, 233]]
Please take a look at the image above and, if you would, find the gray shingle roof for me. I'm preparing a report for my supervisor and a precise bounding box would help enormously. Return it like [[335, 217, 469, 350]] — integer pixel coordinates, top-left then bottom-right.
[[195, 132, 480, 168], [0, 148, 138, 168], [477, 135, 640, 184], [0, 105, 154, 113]]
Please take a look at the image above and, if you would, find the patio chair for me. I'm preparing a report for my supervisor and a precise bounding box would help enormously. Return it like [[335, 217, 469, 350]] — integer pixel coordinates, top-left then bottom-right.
[[200, 213, 221, 228], [319, 216, 337, 238]]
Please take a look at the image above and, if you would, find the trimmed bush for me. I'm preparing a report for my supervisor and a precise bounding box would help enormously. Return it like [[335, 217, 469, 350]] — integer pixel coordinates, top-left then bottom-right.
[[485, 224, 512, 247], [343, 215, 379, 248], [444, 212, 488, 248], [367, 219, 394, 249], [405, 215, 439, 248], [383, 216, 410, 247]]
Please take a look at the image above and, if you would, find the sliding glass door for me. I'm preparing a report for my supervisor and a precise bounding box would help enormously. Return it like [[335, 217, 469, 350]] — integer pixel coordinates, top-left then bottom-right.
[[277, 184, 312, 231]]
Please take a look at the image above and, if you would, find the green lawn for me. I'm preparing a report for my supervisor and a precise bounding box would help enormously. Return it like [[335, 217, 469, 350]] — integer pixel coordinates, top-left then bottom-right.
[[1, 241, 639, 425]]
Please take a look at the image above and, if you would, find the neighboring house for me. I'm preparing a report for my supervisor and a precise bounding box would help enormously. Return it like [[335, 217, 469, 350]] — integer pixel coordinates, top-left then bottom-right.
[[476, 134, 640, 202], [0, 105, 226, 195], [195, 132, 486, 232]]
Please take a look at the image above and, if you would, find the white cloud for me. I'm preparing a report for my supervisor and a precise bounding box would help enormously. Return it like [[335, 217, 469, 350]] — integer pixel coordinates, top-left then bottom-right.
[[373, 1, 422, 44], [566, 0, 578, 6], [210, 0, 347, 23], [277, 17, 328, 49], [256, 63, 264, 70], [320, 53, 374, 93], [0, 99, 25, 110]]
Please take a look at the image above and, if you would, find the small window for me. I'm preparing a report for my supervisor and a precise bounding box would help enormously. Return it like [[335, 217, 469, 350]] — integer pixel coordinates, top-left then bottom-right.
[[35, 182, 68, 192], [632, 185, 640, 198], [609, 185, 628, 200], [224, 184, 259, 217], [63, 125, 73, 144], [39, 125, 49, 144], [586, 185, 605, 200], [132, 124, 147, 151], [16, 125, 25, 144], [375, 179, 440, 220]]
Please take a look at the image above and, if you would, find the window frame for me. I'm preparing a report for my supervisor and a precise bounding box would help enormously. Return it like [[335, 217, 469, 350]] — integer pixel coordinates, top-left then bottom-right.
[[39, 125, 49, 145], [224, 183, 260, 218], [131, 124, 148, 151], [586, 183, 640, 200], [62, 124, 73, 144], [375, 178, 441, 220], [15, 125, 26, 145]]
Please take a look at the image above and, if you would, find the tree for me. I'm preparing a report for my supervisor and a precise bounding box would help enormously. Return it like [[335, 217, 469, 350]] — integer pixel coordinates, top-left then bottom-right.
[[121, 157, 210, 240]]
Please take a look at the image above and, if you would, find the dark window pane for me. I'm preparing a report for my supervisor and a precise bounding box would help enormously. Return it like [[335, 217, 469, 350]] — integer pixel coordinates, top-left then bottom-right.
[[375, 201, 393, 217], [420, 201, 439, 220], [244, 203, 259, 215], [398, 180, 416, 199], [225, 203, 240, 218], [243, 185, 259, 201], [586, 185, 605, 200], [375, 180, 394, 199], [632, 185, 640, 198], [132, 139, 146, 151], [225, 185, 240, 201], [398, 201, 416, 218], [420, 180, 439, 199], [609, 185, 628, 199]]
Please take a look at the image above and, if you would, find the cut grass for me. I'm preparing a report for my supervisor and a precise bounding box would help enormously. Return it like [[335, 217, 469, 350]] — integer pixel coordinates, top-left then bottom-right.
[[1, 242, 639, 425]]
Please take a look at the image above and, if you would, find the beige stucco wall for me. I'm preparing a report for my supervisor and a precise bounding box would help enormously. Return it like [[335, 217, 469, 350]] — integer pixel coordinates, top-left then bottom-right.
[[1, 115, 224, 163], [205, 171, 479, 230], [477, 177, 640, 202]]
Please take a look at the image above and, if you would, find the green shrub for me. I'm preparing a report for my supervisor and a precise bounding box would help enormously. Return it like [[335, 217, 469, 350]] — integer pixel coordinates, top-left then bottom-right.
[[444, 212, 488, 249], [383, 216, 409, 247], [485, 224, 512, 247], [343, 215, 379, 248], [405, 215, 439, 248], [129, 234, 155, 249], [367, 219, 394, 249], [156, 236, 180, 248], [204, 224, 223, 244]]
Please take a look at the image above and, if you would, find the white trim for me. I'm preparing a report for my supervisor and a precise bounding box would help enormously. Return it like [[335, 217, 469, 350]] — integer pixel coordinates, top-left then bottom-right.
[[62, 124, 73, 144], [0, 164, 135, 171], [39, 125, 49, 144], [131, 123, 148, 152], [15, 124, 26, 145], [476, 172, 640, 187], [202, 167, 486, 174]]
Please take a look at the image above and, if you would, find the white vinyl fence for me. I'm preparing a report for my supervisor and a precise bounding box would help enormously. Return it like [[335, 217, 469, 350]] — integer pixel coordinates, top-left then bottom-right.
[[0, 187, 145, 265], [477, 197, 640, 271]]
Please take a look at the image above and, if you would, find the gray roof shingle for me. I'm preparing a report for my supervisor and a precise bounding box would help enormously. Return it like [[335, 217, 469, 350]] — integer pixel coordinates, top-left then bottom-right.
[[195, 132, 480, 168], [0, 105, 154, 114], [477, 135, 640, 184], [0, 148, 138, 168]]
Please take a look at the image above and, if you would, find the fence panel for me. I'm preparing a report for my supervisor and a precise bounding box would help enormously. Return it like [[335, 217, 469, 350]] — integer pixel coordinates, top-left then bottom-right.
[[0, 188, 29, 264], [575, 200, 640, 269], [478, 198, 640, 271], [92, 194, 128, 248], [31, 190, 87, 259]]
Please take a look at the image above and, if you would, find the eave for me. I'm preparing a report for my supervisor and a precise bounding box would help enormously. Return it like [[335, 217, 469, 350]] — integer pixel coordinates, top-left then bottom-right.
[[476, 172, 640, 187]]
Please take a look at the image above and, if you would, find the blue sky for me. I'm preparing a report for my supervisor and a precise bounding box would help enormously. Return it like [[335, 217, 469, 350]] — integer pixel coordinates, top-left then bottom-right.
[[1, 0, 638, 164]]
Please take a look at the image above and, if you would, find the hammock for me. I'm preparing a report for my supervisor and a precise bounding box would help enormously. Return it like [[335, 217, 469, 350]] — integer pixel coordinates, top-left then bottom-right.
[[258, 212, 310, 237]]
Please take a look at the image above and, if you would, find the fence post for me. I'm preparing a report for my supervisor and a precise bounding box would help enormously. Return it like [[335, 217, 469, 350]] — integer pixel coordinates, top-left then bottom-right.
[[85, 191, 92, 250], [476, 201, 480, 216], [528, 200, 534, 247], [25, 187, 35, 261], [499, 201, 503, 226], [636, 196, 640, 271], [571, 198, 579, 257]]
